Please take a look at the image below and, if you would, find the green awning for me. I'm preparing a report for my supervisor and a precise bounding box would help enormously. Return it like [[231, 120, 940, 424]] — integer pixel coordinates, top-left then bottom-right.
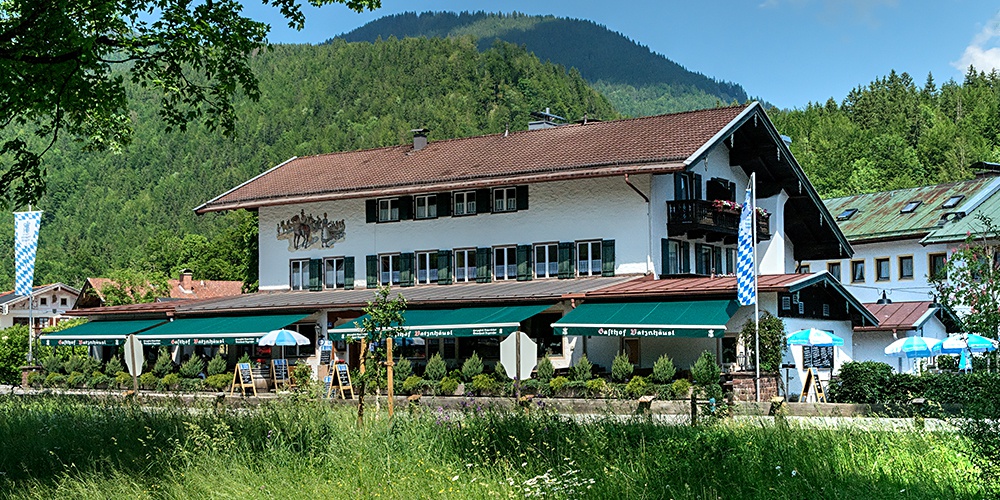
[[330, 305, 550, 340], [135, 314, 310, 346], [553, 300, 739, 338], [39, 319, 167, 346]]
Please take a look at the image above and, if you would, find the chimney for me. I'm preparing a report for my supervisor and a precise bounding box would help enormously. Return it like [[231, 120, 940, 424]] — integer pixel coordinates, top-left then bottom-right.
[[411, 128, 429, 151], [528, 107, 566, 130], [179, 269, 193, 287]]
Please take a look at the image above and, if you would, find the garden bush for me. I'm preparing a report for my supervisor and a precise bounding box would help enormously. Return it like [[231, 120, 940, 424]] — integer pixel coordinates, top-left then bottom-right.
[[937, 355, 958, 371], [651, 354, 676, 383], [0, 325, 29, 384], [471, 373, 497, 395], [179, 356, 205, 378], [25, 371, 43, 388], [439, 376, 458, 395], [152, 348, 174, 377], [41, 355, 63, 375], [291, 364, 312, 389], [625, 375, 651, 397], [63, 356, 87, 375], [114, 371, 131, 388], [493, 361, 508, 380], [569, 355, 592, 381], [536, 356, 554, 382], [207, 355, 227, 376], [394, 357, 412, 381], [402, 375, 424, 394], [827, 361, 893, 404], [462, 353, 483, 381], [66, 371, 87, 388], [611, 352, 633, 382], [139, 372, 158, 390], [205, 374, 231, 391], [179, 378, 203, 392], [88, 372, 111, 389], [671, 379, 692, 399], [520, 378, 545, 395], [104, 357, 124, 377], [549, 375, 569, 394], [424, 353, 446, 381], [692, 351, 721, 387], [585, 378, 606, 397], [44, 373, 65, 388], [158, 373, 181, 391]]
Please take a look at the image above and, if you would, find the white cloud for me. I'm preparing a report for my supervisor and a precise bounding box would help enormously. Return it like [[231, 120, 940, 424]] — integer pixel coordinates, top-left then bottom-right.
[[953, 11, 1000, 73]]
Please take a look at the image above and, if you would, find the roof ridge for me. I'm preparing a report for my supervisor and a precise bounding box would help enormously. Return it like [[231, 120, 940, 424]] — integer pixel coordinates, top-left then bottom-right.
[[825, 177, 993, 203]]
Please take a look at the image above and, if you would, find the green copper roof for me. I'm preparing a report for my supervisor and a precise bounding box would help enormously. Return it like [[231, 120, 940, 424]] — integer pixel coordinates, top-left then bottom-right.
[[922, 187, 1000, 244], [824, 177, 996, 242]]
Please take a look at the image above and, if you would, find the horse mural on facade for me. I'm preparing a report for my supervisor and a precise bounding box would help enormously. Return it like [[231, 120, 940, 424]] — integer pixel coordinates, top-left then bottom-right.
[[277, 210, 346, 251]]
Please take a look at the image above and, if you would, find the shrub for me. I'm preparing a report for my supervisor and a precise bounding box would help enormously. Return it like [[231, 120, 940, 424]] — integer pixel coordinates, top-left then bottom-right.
[[152, 348, 174, 377], [89, 372, 111, 389], [114, 371, 131, 388], [63, 355, 86, 375], [651, 354, 677, 383], [462, 352, 483, 381], [549, 375, 570, 394], [493, 361, 508, 380], [394, 357, 412, 381], [179, 356, 205, 378], [611, 352, 633, 382], [104, 357, 124, 376], [41, 355, 63, 375], [671, 379, 692, 399], [439, 376, 458, 395], [26, 371, 43, 388], [207, 355, 227, 376], [291, 363, 313, 389], [570, 355, 593, 381], [585, 378, 606, 396], [138, 372, 158, 390], [44, 373, 66, 388], [536, 356, 555, 382], [179, 378, 203, 392], [625, 375, 651, 397], [827, 361, 893, 404], [402, 375, 424, 394], [448, 369, 464, 382], [521, 378, 544, 395], [425, 353, 447, 381], [692, 351, 721, 387], [66, 371, 87, 388], [159, 373, 181, 391], [471, 373, 497, 395], [238, 353, 251, 365], [205, 373, 231, 391]]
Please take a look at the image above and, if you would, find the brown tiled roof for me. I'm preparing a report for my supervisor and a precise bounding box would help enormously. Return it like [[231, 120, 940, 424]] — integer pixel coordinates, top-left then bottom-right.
[[856, 301, 938, 332], [584, 274, 811, 298], [63, 301, 180, 317], [81, 276, 243, 303], [196, 105, 751, 213]]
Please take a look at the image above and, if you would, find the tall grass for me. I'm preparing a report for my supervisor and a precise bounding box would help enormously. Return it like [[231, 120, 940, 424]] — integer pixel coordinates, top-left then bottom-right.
[[0, 395, 986, 499]]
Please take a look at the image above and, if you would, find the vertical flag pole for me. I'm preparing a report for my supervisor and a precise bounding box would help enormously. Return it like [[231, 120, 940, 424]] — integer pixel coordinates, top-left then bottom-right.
[[737, 172, 760, 402], [751, 175, 760, 403], [27, 204, 34, 365]]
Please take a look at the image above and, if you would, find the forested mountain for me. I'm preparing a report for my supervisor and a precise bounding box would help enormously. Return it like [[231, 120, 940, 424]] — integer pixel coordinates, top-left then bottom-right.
[[0, 37, 618, 290], [771, 69, 1000, 198], [336, 11, 749, 116]]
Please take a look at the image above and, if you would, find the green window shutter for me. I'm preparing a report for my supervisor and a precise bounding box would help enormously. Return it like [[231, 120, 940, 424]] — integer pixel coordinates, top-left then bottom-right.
[[693, 173, 703, 200], [475, 188, 491, 214], [365, 200, 378, 223], [437, 192, 452, 217], [516, 244, 532, 281], [437, 250, 453, 285], [601, 240, 616, 277], [366, 255, 378, 289], [400, 252, 415, 287], [695, 243, 706, 275], [681, 241, 691, 273], [308, 259, 322, 291], [398, 196, 413, 220], [558, 242, 575, 279], [343, 256, 355, 290], [515, 185, 529, 211], [660, 238, 670, 276], [713, 246, 723, 275], [476, 247, 491, 283]]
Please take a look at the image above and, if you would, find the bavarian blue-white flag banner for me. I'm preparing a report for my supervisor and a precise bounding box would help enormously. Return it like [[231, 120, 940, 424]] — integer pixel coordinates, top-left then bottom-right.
[[736, 175, 756, 306], [14, 211, 42, 296]]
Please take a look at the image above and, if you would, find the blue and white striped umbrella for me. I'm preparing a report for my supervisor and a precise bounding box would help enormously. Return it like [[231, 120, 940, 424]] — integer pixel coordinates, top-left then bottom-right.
[[258, 329, 311, 347], [931, 334, 998, 355], [786, 328, 845, 347], [884, 336, 936, 359]]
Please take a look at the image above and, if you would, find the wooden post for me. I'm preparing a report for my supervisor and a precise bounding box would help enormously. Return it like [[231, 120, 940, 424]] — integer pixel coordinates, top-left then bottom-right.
[[690, 394, 698, 426], [386, 339, 395, 418]]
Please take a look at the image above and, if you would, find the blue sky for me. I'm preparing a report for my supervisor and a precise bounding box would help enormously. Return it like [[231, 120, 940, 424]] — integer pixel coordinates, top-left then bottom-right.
[[242, 1, 1000, 110]]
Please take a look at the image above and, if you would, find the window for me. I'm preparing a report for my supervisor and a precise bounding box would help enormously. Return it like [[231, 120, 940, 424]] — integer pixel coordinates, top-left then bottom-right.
[[576, 241, 602, 276], [695, 243, 720, 275], [416, 251, 438, 285], [493, 187, 517, 212], [929, 253, 947, 280], [379, 254, 400, 285], [493, 246, 517, 280], [534, 243, 559, 278], [942, 195, 964, 209], [898, 256, 914, 280], [60, 298, 68, 306], [827, 262, 842, 282], [415, 195, 437, 219], [836, 208, 858, 221], [797, 264, 811, 274], [454, 191, 476, 216], [290, 259, 309, 290], [378, 198, 400, 222], [725, 248, 736, 275], [39, 298, 47, 306], [665, 239, 690, 274], [875, 257, 890, 281], [324, 257, 345, 289], [851, 260, 865, 283], [454, 249, 477, 283], [900, 200, 921, 214]]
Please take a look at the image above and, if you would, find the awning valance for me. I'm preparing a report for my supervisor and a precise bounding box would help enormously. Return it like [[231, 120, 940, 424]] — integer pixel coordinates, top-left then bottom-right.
[[330, 305, 550, 340], [39, 319, 167, 346], [135, 314, 311, 346], [553, 300, 739, 338]]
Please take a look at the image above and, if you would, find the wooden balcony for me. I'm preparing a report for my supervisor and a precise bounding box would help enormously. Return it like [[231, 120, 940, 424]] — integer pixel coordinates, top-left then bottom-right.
[[666, 199, 770, 243]]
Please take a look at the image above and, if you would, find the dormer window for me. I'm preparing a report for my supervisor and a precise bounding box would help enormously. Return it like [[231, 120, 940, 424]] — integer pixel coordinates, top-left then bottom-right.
[[942, 195, 964, 209], [836, 208, 858, 221], [900, 201, 921, 214]]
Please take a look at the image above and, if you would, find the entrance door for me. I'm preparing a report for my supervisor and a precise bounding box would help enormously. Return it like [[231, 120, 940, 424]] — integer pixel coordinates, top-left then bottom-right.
[[624, 339, 640, 365]]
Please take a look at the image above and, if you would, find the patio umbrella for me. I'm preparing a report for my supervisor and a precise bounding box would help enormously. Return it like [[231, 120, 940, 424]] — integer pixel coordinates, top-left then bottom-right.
[[786, 328, 845, 347], [258, 329, 311, 360], [931, 334, 998, 355], [884, 336, 936, 359]]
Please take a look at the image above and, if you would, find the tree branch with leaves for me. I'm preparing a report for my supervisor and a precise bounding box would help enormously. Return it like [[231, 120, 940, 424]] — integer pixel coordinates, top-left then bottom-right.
[[353, 286, 406, 427], [931, 214, 1000, 341]]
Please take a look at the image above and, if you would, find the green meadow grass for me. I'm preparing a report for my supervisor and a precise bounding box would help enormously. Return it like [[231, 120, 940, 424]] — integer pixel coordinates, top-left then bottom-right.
[[0, 395, 986, 499]]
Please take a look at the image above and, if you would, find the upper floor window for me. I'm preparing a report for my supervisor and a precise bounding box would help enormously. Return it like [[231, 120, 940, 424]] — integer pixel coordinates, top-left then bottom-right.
[[416, 251, 438, 285], [454, 191, 476, 216], [797, 264, 811, 274], [493, 246, 517, 280], [534, 243, 558, 278], [380, 254, 400, 286], [851, 260, 865, 283], [695, 243, 722, 275], [493, 187, 517, 212], [39, 298, 47, 306], [836, 208, 858, 221], [60, 297, 68, 306], [942, 196, 964, 209], [898, 256, 914, 280], [290, 259, 309, 290], [324, 257, 345, 289], [900, 201, 921, 214], [378, 198, 400, 222], [415, 195, 437, 219], [929, 253, 947, 280], [664, 239, 690, 275], [577, 241, 602, 276], [725, 248, 736, 275], [454, 248, 477, 282], [827, 262, 842, 282], [674, 172, 701, 201], [875, 258, 890, 281]]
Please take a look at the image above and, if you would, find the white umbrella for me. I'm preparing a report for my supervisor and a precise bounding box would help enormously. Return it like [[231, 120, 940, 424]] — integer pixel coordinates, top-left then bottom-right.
[[884, 337, 936, 359], [258, 329, 311, 360]]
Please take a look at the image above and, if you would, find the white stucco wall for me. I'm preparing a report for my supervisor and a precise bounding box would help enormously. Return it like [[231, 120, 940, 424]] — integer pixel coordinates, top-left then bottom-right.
[[0, 288, 79, 331], [850, 315, 947, 374], [781, 317, 855, 400]]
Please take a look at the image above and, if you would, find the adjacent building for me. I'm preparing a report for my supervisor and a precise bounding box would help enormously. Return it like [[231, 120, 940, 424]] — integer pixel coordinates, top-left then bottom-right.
[[0, 283, 81, 334]]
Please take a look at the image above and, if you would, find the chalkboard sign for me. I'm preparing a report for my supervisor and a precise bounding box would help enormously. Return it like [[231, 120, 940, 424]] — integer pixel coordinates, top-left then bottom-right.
[[327, 363, 354, 399], [230, 363, 257, 396], [271, 359, 290, 388], [319, 340, 333, 365], [802, 346, 834, 369]]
